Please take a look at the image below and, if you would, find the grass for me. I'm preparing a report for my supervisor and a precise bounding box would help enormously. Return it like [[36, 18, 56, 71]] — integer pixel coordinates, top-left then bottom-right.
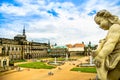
[[10, 59, 26, 63], [71, 67, 97, 73], [17, 62, 56, 69]]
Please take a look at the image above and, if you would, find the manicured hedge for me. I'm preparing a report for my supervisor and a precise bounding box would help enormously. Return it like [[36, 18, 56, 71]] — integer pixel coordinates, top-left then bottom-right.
[[71, 67, 97, 73]]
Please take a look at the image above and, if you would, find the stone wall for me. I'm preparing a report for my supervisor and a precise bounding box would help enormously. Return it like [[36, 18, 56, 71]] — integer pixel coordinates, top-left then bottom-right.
[[0, 56, 9, 67]]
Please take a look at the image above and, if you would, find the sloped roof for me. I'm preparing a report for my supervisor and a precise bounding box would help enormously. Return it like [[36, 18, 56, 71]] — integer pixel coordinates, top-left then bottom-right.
[[66, 43, 85, 48], [73, 43, 85, 47], [66, 44, 72, 48]]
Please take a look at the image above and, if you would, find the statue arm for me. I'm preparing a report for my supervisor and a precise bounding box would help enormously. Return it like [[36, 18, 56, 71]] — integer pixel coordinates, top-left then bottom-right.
[[97, 24, 120, 59], [96, 39, 106, 54], [92, 39, 105, 58]]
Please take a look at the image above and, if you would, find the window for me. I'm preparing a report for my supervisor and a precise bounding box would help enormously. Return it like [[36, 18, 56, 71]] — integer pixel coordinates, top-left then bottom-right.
[[12, 47, 14, 51]]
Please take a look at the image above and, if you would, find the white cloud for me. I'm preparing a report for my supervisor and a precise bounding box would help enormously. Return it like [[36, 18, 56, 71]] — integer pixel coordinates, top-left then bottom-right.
[[0, 0, 120, 45]]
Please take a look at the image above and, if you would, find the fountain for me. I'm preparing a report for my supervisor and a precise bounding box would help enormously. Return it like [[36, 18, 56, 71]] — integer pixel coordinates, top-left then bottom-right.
[[80, 55, 95, 67], [65, 53, 68, 61], [89, 55, 95, 66], [54, 57, 57, 64], [47, 57, 64, 66]]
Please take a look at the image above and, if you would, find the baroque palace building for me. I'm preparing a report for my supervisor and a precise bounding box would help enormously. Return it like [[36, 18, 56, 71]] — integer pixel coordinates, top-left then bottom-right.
[[0, 27, 49, 67]]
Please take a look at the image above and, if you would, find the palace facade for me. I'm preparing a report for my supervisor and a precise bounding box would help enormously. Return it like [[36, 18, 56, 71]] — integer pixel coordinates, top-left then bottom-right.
[[0, 27, 49, 63]]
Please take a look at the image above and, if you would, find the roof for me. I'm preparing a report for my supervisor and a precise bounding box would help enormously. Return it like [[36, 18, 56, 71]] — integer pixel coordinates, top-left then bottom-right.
[[66, 43, 85, 48], [66, 44, 72, 48], [53, 46, 67, 48], [14, 34, 25, 38], [73, 43, 85, 47]]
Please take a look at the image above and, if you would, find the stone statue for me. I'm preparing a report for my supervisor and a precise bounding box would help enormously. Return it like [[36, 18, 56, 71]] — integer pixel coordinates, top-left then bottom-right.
[[93, 9, 120, 80]]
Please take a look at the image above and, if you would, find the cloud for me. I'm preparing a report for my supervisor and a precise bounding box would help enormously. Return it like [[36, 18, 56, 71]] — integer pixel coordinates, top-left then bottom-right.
[[0, 0, 120, 45]]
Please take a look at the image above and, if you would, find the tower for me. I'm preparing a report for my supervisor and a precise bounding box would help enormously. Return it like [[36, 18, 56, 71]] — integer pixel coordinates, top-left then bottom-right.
[[23, 25, 26, 40], [23, 25, 26, 36], [48, 40, 50, 48], [14, 25, 27, 41]]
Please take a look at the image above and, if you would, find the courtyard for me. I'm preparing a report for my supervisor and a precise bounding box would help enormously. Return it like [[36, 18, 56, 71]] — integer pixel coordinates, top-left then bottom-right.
[[0, 57, 96, 80]]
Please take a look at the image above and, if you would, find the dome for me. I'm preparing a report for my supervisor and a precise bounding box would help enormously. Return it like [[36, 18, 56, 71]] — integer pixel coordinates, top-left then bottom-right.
[[14, 34, 26, 41], [14, 34, 25, 38]]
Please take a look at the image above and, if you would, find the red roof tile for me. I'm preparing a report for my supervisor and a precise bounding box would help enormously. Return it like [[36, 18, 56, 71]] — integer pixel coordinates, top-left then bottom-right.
[[66, 43, 85, 48]]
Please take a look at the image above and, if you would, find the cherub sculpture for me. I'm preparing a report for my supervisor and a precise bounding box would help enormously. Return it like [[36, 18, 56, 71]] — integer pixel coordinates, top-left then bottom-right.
[[93, 10, 120, 80]]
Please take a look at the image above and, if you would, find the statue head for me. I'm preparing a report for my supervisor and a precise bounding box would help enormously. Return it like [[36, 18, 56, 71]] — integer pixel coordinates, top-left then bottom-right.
[[94, 10, 119, 30]]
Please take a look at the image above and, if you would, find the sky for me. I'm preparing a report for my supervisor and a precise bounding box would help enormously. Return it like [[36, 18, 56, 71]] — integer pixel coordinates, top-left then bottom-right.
[[0, 0, 120, 45]]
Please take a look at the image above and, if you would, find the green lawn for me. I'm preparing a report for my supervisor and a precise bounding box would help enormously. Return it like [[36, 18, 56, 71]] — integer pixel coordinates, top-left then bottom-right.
[[10, 59, 26, 63], [9, 59, 26, 66], [18, 62, 56, 69], [71, 67, 97, 73]]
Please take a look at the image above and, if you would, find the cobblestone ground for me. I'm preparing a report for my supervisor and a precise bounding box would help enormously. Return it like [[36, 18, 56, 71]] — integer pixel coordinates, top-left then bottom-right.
[[0, 56, 96, 80]]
